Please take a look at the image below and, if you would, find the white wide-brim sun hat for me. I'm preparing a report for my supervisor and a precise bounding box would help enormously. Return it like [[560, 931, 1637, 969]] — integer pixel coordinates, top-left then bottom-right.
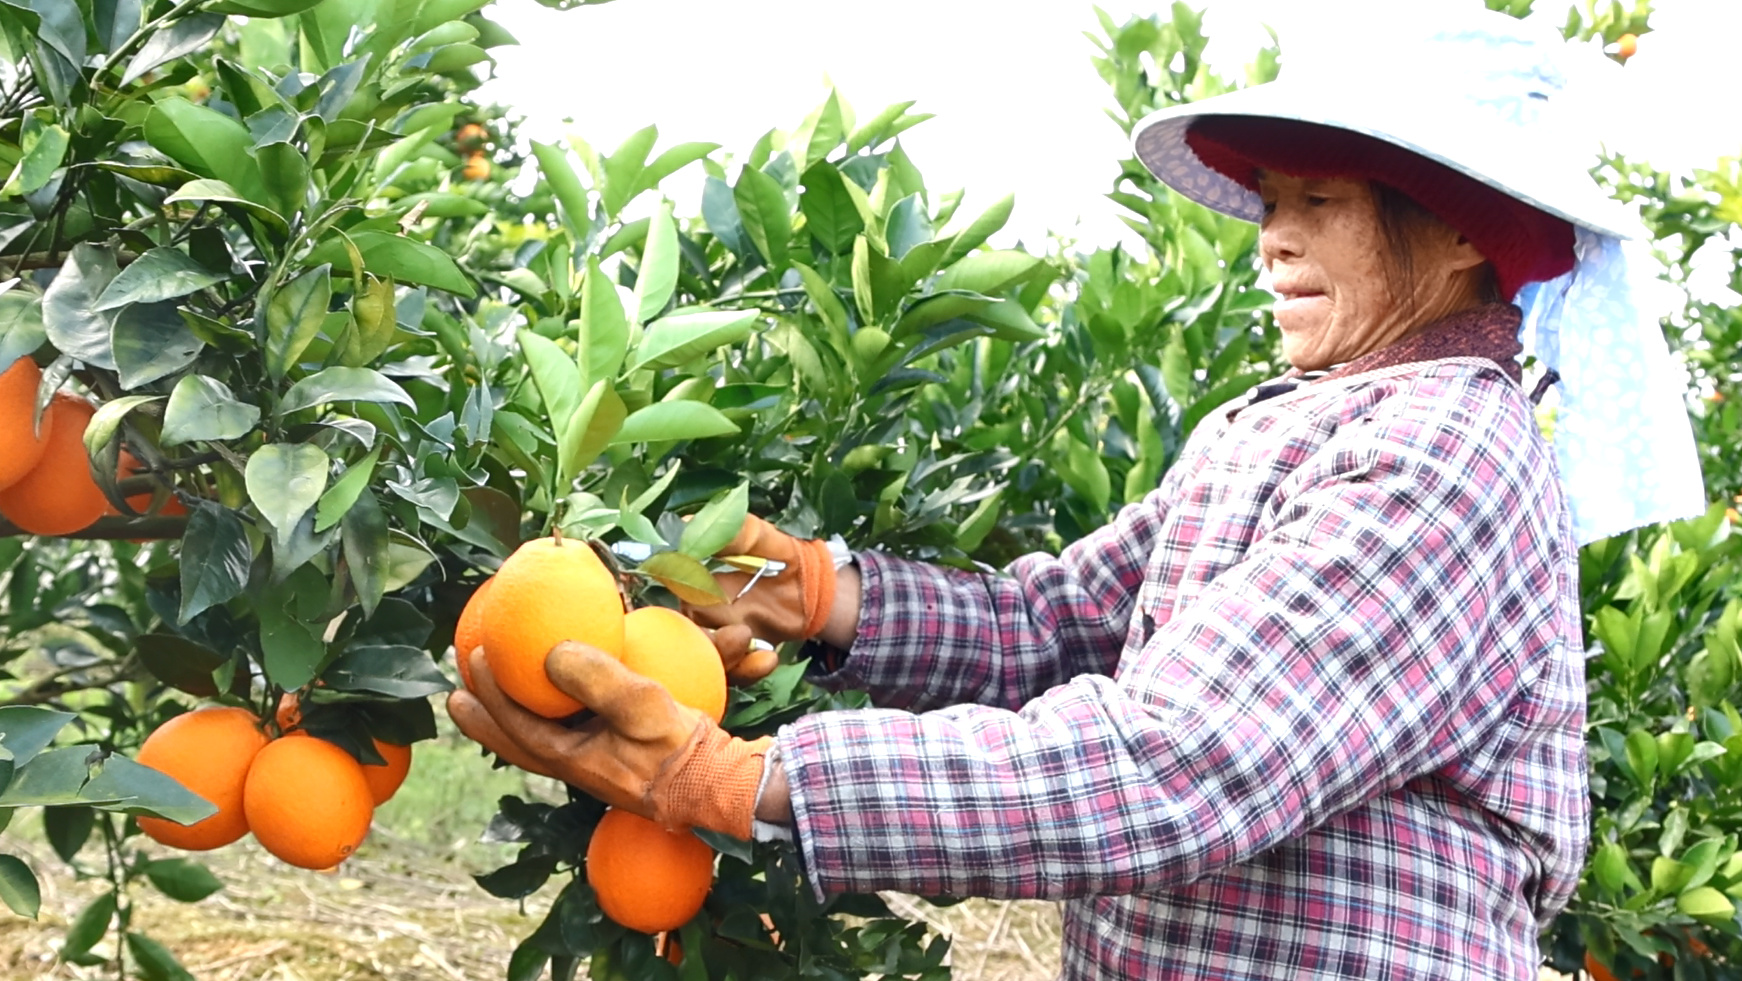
[[1124, 6, 1706, 545], [1130, 7, 1635, 239]]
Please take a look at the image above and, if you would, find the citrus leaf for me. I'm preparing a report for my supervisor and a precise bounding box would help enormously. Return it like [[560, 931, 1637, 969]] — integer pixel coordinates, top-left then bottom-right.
[[634, 201, 678, 325], [245, 443, 330, 544], [558, 380, 625, 486], [163, 179, 287, 233], [278, 367, 415, 415], [112, 301, 204, 388], [82, 395, 162, 460], [142, 858, 223, 903], [628, 309, 758, 372], [161, 375, 259, 446], [733, 165, 789, 269], [324, 645, 454, 698], [518, 329, 581, 436], [178, 503, 252, 623], [341, 488, 391, 618], [305, 230, 475, 298], [94, 247, 226, 310], [41, 243, 120, 370], [315, 444, 381, 533], [0, 856, 38, 919], [61, 889, 113, 953], [935, 250, 1044, 296], [125, 931, 195, 981], [609, 401, 739, 445], [264, 264, 331, 380], [679, 482, 747, 559], [579, 257, 629, 388], [640, 551, 727, 606]]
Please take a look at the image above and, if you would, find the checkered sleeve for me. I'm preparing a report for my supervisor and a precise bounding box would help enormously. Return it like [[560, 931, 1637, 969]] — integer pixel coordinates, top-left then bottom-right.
[[780, 399, 1556, 901], [816, 470, 1183, 712]]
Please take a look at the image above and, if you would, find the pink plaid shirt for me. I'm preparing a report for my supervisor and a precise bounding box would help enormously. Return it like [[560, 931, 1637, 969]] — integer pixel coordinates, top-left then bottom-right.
[[777, 308, 1589, 979]]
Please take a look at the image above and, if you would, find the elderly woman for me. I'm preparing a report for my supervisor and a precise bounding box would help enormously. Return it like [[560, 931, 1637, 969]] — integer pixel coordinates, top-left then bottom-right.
[[448, 10, 1704, 980]]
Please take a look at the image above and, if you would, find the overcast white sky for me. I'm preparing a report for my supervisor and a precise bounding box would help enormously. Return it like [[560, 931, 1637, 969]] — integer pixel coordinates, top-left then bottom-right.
[[477, 0, 1738, 253]]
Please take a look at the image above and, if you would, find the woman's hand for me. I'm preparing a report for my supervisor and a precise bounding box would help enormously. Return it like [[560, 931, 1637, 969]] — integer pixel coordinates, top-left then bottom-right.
[[446, 644, 775, 839], [685, 516, 863, 650]]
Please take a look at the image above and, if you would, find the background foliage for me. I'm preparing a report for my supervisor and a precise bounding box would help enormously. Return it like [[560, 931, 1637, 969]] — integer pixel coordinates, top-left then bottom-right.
[[0, 0, 1737, 979]]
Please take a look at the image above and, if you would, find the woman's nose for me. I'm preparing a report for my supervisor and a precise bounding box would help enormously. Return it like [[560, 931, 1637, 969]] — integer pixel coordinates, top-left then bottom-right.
[[1259, 209, 1303, 265]]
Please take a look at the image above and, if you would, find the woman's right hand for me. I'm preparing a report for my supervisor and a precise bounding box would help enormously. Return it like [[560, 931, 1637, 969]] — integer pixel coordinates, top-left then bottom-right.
[[685, 516, 862, 657]]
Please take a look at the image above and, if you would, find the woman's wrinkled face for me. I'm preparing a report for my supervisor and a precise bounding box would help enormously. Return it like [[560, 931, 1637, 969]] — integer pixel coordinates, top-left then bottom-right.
[[1257, 172, 1484, 372]]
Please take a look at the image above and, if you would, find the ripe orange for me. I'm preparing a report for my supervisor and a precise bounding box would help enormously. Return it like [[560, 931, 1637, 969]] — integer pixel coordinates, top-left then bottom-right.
[[482, 537, 625, 718], [453, 577, 495, 691], [0, 357, 50, 491], [362, 740, 412, 804], [622, 606, 727, 722], [461, 152, 491, 181], [0, 394, 106, 536], [244, 735, 374, 870], [135, 706, 270, 851], [586, 808, 713, 934], [1617, 33, 1638, 59]]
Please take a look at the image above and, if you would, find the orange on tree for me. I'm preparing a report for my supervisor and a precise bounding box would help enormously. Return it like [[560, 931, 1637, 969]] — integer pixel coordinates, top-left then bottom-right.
[[1617, 33, 1638, 58], [362, 739, 412, 805], [461, 152, 491, 181], [0, 393, 107, 536], [135, 706, 271, 851], [585, 807, 713, 934], [244, 733, 374, 869], [482, 536, 625, 718], [452, 576, 495, 690], [621, 606, 728, 722], [0, 357, 50, 491]]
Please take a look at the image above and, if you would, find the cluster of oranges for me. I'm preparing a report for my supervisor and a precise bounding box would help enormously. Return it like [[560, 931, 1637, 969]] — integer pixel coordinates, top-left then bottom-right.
[[134, 698, 411, 870], [0, 357, 184, 535], [455, 122, 491, 182], [455, 534, 728, 934]]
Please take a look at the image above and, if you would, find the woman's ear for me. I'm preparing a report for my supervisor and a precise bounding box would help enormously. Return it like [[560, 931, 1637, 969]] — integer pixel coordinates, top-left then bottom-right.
[[1431, 228, 1488, 275]]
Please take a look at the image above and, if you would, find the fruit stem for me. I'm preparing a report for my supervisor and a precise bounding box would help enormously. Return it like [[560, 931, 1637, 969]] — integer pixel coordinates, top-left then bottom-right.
[[553, 526, 564, 546]]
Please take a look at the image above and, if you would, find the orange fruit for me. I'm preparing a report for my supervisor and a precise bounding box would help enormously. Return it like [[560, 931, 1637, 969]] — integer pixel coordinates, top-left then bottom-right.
[[0, 394, 106, 536], [244, 735, 374, 870], [453, 577, 495, 691], [622, 606, 727, 722], [586, 808, 713, 934], [461, 152, 491, 181], [135, 706, 271, 851], [0, 357, 50, 491], [482, 537, 625, 718], [362, 740, 411, 804], [1617, 33, 1638, 59]]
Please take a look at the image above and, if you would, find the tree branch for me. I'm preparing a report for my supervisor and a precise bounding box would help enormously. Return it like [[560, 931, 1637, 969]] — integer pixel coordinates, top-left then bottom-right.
[[0, 515, 189, 540]]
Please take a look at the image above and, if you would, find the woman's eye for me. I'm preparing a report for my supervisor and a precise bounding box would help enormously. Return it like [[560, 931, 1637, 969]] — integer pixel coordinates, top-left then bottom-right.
[[1260, 201, 1276, 216], [1305, 195, 1329, 207]]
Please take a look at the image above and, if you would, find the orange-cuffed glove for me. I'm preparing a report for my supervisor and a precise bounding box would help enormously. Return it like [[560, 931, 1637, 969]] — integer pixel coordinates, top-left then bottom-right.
[[446, 644, 771, 839], [684, 515, 836, 646]]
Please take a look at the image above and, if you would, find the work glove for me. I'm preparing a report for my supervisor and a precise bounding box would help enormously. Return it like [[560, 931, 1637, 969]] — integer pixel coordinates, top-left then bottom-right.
[[447, 644, 772, 840], [684, 515, 837, 646]]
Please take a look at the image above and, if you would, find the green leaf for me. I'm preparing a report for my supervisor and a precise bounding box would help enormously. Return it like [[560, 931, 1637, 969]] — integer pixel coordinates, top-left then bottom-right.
[[255, 140, 310, 218], [315, 444, 380, 533], [0, 706, 75, 767], [93, 248, 226, 310], [679, 482, 748, 558], [954, 488, 1003, 552], [61, 889, 113, 953], [178, 503, 253, 623], [1678, 886, 1735, 923], [119, 12, 223, 86], [112, 302, 204, 388], [530, 140, 591, 238], [324, 645, 454, 698], [518, 329, 581, 435], [163, 178, 287, 232], [965, 299, 1046, 342], [341, 488, 391, 618], [852, 236, 908, 326], [733, 166, 790, 269], [1625, 727, 1659, 786], [279, 367, 415, 415], [935, 250, 1044, 296], [847, 99, 917, 153], [558, 380, 625, 486], [245, 443, 330, 545], [143, 858, 223, 903], [161, 375, 259, 446], [1063, 435, 1111, 512], [135, 633, 235, 698], [41, 243, 120, 370], [579, 257, 629, 388], [602, 125, 658, 218], [629, 310, 758, 372], [0, 288, 46, 372], [80, 754, 219, 823], [143, 99, 266, 203], [610, 401, 740, 445], [82, 395, 162, 462], [941, 193, 1015, 266], [9, 119, 67, 196], [635, 201, 678, 324], [265, 264, 332, 380], [342, 274, 397, 367], [305, 231, 474, 297], [424, 41, 489, 74], [43, 804, 93, 862], [799, 163, 863, 255], [638, 141, 719, 197], [885, 194, 931, 259], [1160, 326, 1192, 406], [126, 931, 195, 981], [640, 551, 727, 606]]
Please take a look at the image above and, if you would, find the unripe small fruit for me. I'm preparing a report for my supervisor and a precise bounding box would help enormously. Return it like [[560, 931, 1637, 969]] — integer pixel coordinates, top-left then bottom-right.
[[1617, 33, 1637, 59]]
